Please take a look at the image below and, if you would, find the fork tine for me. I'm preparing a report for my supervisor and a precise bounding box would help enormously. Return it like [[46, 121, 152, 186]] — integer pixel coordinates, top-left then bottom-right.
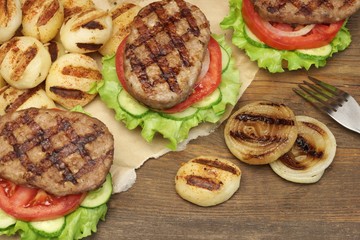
[[292, 87, 331, 113], [304, 81, 336, 101], [308, 76, 349, 100], [301, 81, 341, 110]]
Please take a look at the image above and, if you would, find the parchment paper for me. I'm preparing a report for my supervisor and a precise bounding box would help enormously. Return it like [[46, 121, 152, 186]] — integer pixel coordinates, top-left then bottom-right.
[[87, 0, 259, 193]]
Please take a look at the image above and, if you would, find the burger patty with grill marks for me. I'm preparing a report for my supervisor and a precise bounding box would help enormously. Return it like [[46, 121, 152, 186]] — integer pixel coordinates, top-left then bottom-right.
[[123, 0, 211, 110], [251, 0, 360, 24], [0, 108, 114, 196]]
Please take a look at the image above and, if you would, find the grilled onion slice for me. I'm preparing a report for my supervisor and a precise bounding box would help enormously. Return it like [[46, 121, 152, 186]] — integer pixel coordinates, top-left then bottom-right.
[[224, 101, 298, 165], [270, 115, 336, 184], [175, 156, 241, 207]]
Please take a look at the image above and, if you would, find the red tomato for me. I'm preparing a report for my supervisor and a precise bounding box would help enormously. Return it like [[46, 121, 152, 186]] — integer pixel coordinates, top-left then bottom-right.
[[115, 36, 222, 113], [0, 178, 86, 221], [115, 36, 128, 92], [241, 0, 344, 50]]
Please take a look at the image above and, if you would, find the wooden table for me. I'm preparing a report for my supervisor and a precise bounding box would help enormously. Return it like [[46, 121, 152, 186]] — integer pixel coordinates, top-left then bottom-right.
[[83, 11, 360, 240]]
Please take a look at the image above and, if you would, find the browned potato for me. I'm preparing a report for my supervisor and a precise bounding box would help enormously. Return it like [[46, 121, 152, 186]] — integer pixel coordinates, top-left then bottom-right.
[[99, 3, 141, 56], [0, 36, 52, 89], [0, 85, 56, 116], [45, 53, 102, 109], [22, 0, 64, 43], [0, 0, 22, 44], [60, 9, 112, 53]]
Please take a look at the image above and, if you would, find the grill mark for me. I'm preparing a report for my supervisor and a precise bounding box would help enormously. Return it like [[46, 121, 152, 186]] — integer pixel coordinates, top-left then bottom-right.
[[47, 42, 59, 62], [193, 158, 239, 175], [136, 18, 181, 93], [0, 108, 109, 185], [0, 37, 19, 65], [229, 130, 288, 144], [279, 133, 324, 170], [61, 65, 102, 80], [37, 0, 60, 26], [279, 152, 307, 170], [125, 0, 209, 95], [4, 85, 43, 114], [126, 47, 152, 90], [10, 44, 38, 82], [82, 20, 104, 30], [70, 10, 107, 31], [152, 1, 191, 67], [185, 175, 221, 191], [0, 0, 11, 26], [22, 0, 37, 15], [177, 0, 201, 36], [49, 86, 86, 100], [295, 135, 324, 158], [235, 113, 295, 126], [112, 3, 137, 19], [76, 43, 103, 51]]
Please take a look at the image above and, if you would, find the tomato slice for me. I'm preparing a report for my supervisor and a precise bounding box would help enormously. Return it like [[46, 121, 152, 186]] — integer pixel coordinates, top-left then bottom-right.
[[115, 36, 128, 92], [0, 178, 86, 221], [241, 0, 344, 50], [115, 36, 222, 113]]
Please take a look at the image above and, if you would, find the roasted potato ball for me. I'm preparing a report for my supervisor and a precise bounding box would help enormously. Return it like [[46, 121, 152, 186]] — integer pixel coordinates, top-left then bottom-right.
[[99, 3, 141, 56], [0, 0, 22, 44], [0, 85, 56, 116], [22, 0, 64, 43], [45, 53, 102, 109], [60, 0, 95, 20], [60, 9, 112, 53], [175, 156, 241, 207], [0, 36, 52, 89]]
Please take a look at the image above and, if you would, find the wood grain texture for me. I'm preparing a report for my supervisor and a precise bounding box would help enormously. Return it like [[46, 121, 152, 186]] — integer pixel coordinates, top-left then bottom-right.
[[83, 12, 360, 240], [3, 7, 360, 240]]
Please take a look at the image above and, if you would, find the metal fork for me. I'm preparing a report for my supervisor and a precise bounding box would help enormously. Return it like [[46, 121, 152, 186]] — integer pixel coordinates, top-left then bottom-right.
[[293, 76, 360, 134]]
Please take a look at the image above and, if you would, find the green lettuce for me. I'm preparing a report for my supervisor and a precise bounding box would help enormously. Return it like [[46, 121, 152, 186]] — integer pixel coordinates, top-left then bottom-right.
[[0, 205, 107, 240], [220, 0, 352, 73], [97, 34, 241, 150]]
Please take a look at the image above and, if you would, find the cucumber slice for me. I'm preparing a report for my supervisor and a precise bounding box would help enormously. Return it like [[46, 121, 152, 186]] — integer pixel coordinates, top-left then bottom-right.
[[220, 45, 230, 73], [0, 209, 16, 230], [192, 88, 222, 109], [160, 107, 198, 120], [118, 89, 149, 117], [244, 25, 267, 48], [29, 217, 65, 238], [295, 44, 332, 60], [81, 174, 113, 208]]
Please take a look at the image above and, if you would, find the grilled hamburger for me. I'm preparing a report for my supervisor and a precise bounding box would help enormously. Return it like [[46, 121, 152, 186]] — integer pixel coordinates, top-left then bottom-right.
[[122, 0, 211, 110], [221, 0, 359, 72], [0, 108, 114, 239], [97, 0, 241, 149]]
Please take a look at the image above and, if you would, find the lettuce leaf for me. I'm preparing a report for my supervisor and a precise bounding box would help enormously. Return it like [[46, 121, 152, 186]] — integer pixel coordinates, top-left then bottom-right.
[[97, 34, 241, 150], [220, 0, 352, 73], [0, 205, 107, 240]]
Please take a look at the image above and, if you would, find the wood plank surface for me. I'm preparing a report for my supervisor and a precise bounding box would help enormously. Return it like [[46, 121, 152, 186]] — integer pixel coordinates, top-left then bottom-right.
[[3, 5, 360, 240], [82, 10, 360, 240]]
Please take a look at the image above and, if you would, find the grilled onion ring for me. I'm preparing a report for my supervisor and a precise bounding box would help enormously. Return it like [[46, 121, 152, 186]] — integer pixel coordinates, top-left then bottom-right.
[[270, 116, 336, 184], [224, 101, 298, 165]]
